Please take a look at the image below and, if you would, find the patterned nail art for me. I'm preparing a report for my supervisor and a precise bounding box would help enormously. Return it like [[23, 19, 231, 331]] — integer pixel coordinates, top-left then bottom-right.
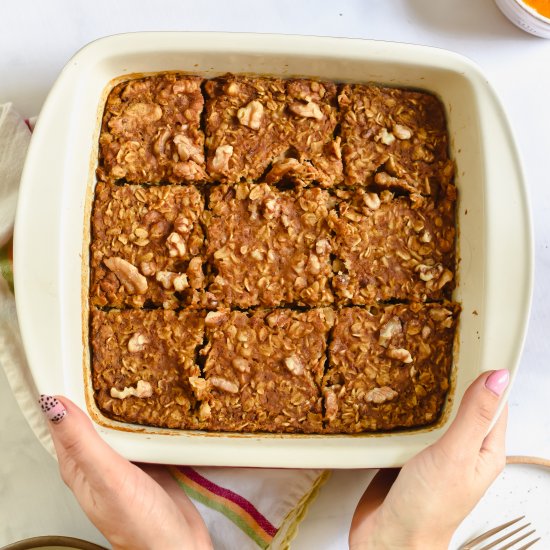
[[39, 394, 67, 423]]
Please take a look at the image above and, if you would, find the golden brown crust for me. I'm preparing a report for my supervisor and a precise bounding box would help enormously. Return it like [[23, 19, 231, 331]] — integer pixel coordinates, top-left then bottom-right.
[[323, 303, 459, 432], [90, 181, 205, 309], [199, 308, 334, 433], [98, 74, 207, 184], [205, 182, 334, 308], [339, 84, 454, 196], [91, 309, 205, 429]]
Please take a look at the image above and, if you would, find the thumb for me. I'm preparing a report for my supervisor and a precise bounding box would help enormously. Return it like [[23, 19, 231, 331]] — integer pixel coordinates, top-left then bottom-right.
[[39, 395, 128, 485], [438, 369, 509, 457]]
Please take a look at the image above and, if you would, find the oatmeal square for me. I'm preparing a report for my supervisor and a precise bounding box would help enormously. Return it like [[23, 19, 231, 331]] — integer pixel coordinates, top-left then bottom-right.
[[205, 182, 334, 308], [198, 308, 334, 433], [265, 79, 342, 187], [330, 189, 456, 304], [339, 84, 454, 196], [98, 74, 207, 184], [323, 303, 459, 432], [90, 181, 205, 309], [91, 309, 205, 429], [204, 75, 342, 186]]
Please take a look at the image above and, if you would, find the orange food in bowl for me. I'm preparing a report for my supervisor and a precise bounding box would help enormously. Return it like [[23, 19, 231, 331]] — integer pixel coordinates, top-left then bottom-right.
[[523, 0, 550, 18]]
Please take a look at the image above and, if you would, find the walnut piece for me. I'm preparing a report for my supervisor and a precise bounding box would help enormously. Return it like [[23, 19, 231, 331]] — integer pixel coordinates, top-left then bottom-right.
[[210, 377, 239, 394], [189, 376, 208, 400], [378, 316, 402, 348], [174, 214, 192, 235], [284, 355, 304, 376], [429, 308, 453, 322], [379, 128, 396, 145], [124, 102, 162, 122], [232, 357, 250, 373], [365, 386, 398, 404], [155, 270, 188, 291], [324, 389, 338, 420], [166, 232, 187, 258], [186, 256, 204, 289], [211, 144, 233, 172], [104, 257, 148, 295], [393, 123, 413, 140], [199, 402, 212, 420], [237, 100, 264, 130], [139, 260, 157, 277], [386, 348, 413, 364], [127, 332, 149, 353], [363, 192, 381, 210], [265, 158, 301, 182], [205, 311, 228, 327], [289, 101, 324, 120], [173, 134, 204, 163], [110, 380, 153, 400]]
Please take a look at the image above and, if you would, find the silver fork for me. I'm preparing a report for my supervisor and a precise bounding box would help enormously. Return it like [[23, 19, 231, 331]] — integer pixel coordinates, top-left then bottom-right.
[[459, 516, 540, 549]]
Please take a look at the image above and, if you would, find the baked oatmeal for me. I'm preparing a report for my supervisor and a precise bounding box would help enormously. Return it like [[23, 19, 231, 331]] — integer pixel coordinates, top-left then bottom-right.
[[91, 308, 205, 429], [339, 84, 454, 196], [330, 188, 456, 304], [90, 72, 459, 435], [198, 308, 334, 433], [266, 78, 342, 187], [90, 181, 205, 309], [204, 74, 342, 186], [323, 303, 459, 432], [98, 74, 207, 184], [205, 182, 334, 308]]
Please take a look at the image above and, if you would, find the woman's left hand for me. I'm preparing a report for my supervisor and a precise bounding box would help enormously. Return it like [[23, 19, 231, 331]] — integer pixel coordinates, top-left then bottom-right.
[[40, 394, 212, 550]]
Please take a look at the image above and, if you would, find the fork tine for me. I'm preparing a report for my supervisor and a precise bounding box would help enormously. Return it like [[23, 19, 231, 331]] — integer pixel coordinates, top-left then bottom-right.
[[497, 529, 537, 550], [477, 523, 530, 550], [460, 516, 525, 549], [516, 537, 541, 549]]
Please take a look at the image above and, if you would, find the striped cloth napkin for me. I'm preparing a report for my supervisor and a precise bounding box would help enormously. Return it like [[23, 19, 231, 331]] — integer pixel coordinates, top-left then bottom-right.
[[0, 103, 329, 550]]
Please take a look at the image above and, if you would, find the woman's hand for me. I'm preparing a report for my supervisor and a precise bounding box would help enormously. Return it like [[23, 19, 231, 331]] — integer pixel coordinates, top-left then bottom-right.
[[349, 369, 509, 550], [39, 395, 212, 550]]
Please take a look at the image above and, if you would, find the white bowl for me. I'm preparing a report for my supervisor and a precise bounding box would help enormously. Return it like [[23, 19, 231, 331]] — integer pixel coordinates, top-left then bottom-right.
[[495, 0, 550, 38], [14, 33, 533, 468]]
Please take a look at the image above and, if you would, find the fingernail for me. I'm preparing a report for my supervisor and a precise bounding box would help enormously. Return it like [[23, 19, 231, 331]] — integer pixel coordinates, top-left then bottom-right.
[[485, 369, 510, 396], [39, 395, 67, 423]]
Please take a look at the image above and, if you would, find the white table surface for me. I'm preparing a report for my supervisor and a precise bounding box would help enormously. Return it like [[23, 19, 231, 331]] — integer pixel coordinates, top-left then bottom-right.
[[1, 1, 549, 548]]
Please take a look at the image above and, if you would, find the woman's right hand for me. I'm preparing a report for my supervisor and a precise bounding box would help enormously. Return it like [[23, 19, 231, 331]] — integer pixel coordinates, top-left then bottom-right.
[[349, 369, 509, 550]]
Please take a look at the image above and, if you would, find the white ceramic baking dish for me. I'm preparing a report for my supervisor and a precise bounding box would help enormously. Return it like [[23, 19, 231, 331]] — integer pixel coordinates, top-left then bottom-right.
[[14, 32, 532, 468]]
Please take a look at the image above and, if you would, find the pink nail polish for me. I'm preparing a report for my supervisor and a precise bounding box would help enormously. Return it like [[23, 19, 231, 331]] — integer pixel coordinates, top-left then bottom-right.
[[39, 394, 67, 423], [485, 369, 510, 396]]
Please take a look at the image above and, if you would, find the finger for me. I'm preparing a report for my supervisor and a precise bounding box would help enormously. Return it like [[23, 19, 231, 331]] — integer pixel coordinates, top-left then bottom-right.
[[481, 404, 508, 456], [139, 464, 212, 547], [39, 394, 128, 486], [350, 469, 399, 532], [438, 370, 509, 457]]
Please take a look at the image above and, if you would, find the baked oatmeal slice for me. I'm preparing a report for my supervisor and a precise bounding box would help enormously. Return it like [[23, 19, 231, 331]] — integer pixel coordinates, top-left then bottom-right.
[[204, 75, 342, 186], [198, 308, 334, 433], [204, 75, 288, 183], [323, 303, 459, 432], [205, 182, 334, 308], [90, 181, 205, 309], [98, 74, 207, 184], [339, 84, 454, 196], [264, 79, 342, 187], [91, 309, 205, 429], [330, 188, 456, 304]]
